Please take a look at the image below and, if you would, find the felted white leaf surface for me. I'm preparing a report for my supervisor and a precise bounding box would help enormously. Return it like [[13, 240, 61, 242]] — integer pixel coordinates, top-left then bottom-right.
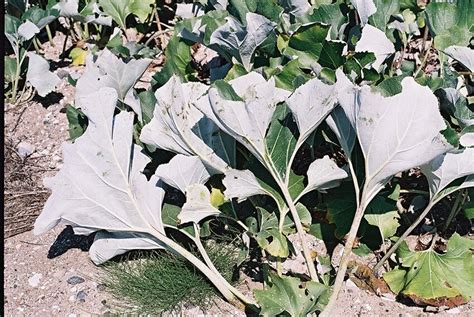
[[18, 20, 40, 40], [351, 0, 377, 26], [421, 148, 474, 199], [34, 88, 166, 263], [75, 49, 151, 107], [89, 231, 166, 264], [301, 156, 348, 196], [460, 130, 474, 147], [179, 184, 220, 224], [155, 154, 211, 193], [355, 24, 395, 70], [124, 88, 142, 122], [26, 53, 60, 97], [286, 77, 338, 142], [210, 12, 276, 71], [223, 169, 270, 202], [196, 72, 289, 164], [139, 76, 230, 174], [357, 77, 451, 205], [444, 46, 474, 72], [53, 0, 81, 17]]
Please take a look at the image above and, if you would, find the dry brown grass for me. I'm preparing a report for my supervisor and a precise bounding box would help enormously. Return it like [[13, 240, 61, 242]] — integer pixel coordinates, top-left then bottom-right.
[[4, 137, 49, 238]]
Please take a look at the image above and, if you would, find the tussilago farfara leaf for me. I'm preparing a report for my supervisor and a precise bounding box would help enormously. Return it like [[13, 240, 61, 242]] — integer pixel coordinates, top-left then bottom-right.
[[356, 77, 451, 205], [421, 148, 474, 200], [351, 0, 377, 26], [26, 53, 60, 97], [34, 88, 166, 264], [355, 24, 395, 70], [180, 184, 221, 224], [140, 76, 231, 174], [210, 12, 276, 71], [285, 76, 338, 142], [155, 154, 211, 193], [254, 273, 329, 316], [301, 155, 348, 196], [75, 48, 151, 114], [196, 71, 289, 165], [443, 46, 474, 72], [384, 233, 474, 307]]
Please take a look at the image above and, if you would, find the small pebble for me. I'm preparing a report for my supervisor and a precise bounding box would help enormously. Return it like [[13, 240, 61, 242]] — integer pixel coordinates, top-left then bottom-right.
[[96, 284, 106, 291], [28, 273, 42, 287], [424, 306, 438, 313], [67, 276, 85, 285], [76, 290, 87, 302], [17, 142, 35, 159]]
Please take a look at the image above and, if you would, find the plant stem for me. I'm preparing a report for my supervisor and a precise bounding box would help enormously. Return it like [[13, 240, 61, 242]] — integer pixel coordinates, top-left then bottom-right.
[[373, 200, 436, 274], [46, 25, 54, 46], [443, 189, 467, 232], [192, 224, 255, 306], [320, 203, 366, 317], [280, 184, 319, 281], [399, 189, 429, 195]]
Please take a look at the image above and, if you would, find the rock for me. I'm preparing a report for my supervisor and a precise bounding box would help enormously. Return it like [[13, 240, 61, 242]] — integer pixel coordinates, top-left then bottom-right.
[[17, 142, 35, 159], [76, 290, 87, 302], [67, 276, 85, 285], [424, 306, 438, 312], [446, 307, 461, 315], [96, 284, 106, 291], [56, 69, 69, 79], [345, 278, 358, 293], [28, 273, 42, 287]]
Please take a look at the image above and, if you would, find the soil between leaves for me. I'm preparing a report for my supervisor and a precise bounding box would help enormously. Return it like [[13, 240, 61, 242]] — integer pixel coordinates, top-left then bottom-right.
[[3, 33, 474, 317]]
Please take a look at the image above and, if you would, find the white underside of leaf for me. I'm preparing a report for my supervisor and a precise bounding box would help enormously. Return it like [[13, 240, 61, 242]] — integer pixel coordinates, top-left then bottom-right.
[[286, 77, 338, 142], [75, 49, 151, 111], [139, 76, 229, 174], [421, 148, 474, 199], [444, 46, 474, 72], [34, 88, 166, 264], [155, 154, 211, 193], [18, 20, 40, 40], [26, 53, 60, 97], [223, 169, 270, 202], [355, 24, 395, 70], [302, 156, 348, 196], [196, 72, 289, 164], [351, 0, 377, 26], [210, 12, 276, 71], [357, 77, 451, 205], [179, 184, 220, 224]]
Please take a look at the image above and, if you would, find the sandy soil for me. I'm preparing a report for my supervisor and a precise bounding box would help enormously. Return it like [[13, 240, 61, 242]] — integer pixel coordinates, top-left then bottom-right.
[[3, 32, 474, 317]]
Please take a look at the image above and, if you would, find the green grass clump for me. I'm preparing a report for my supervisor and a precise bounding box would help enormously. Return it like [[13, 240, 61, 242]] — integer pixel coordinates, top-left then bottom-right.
[[102, 242, 239, 315]]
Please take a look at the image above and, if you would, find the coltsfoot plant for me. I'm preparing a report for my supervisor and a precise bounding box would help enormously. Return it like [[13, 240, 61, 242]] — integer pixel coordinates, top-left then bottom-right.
[[34, 0, 474, 315]]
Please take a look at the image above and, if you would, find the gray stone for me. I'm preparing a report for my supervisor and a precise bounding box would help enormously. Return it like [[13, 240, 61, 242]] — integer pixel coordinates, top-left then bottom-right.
[[76, 290, 87, 302], [67, 276, 85, 285]]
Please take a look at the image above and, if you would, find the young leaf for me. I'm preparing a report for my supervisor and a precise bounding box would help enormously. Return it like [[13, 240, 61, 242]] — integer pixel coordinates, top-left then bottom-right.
[[155, 155, 211, 193], [300, 156, 348, 197], [26, 53, 60, 97], [357, 77, 451, 205], [34, 88, 167, 264], [355, 24, 395, 70], [210, 12, 276, 70], [384, 233, 474, 307], [179, 184, 221, 224], [254, 273, 328, 316], [140, 76, 230, 174]]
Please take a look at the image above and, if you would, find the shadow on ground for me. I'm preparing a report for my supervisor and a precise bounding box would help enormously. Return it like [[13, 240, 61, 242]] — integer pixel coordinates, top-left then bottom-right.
[[48, 225, 95, 258]]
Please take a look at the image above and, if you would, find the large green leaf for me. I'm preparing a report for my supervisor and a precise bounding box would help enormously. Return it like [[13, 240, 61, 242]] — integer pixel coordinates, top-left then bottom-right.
[[99, 0, 131, 29], [282, 23, 330, 69], [368, 0, 400, 31], [129, 0, 153, 22], [254, 273, 328, 316], [363, 195, 400, 241], [384, 233, 474, 306]]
